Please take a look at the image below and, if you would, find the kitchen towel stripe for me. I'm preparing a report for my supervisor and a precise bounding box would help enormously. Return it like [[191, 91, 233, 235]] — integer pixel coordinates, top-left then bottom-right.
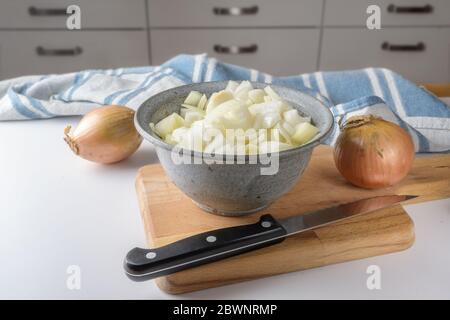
[[0, 54, 448, 152]]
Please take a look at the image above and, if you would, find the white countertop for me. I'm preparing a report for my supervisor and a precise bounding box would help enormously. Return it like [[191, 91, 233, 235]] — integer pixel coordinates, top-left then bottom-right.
[[0, 117, 449, 300]]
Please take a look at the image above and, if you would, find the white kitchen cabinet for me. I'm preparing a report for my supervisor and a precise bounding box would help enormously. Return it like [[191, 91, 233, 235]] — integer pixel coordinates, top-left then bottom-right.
[[0, 0, 449, 83], [148, 0, 323, 27], [0, 31, 149, 79], [319, 28, 450, 83], [324, 0, 450, 27], [150, 29, 320, 76], [0, 0, 147, 29], [445, 29, 450, 83]]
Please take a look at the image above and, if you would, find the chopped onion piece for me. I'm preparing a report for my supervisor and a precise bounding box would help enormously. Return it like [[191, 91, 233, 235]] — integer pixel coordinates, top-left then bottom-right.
[[248, 89, 265, 104], [264, 85, 282, 101], [220, 103, 253, 130], [171, 127, 190, 143], [206, 99, 253, 130], [184, 110, 204, 126], [234, 88, 250, 102], [180, 108, 188, 118], [205, 91, 233, 113], [181, 104, 205, 115], [197, 94, 208, 110], [164, 133, 177, 145], [249, 101, 284, 116], [264, 96, 272, 103], [283, 109, 308, 127], [154, 113, 184, 139], [280, 120, 295, 135], [291, 122, 319, 145], [273, 123, 293, 145], [264, 112, 281, 128], [184, 91, 202, 106], [235, 80, 253, 94], [225, 80, 239, 93]]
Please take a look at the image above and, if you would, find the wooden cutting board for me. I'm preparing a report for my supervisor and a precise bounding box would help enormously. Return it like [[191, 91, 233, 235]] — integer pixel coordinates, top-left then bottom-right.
[[135, 146, 450, 294]]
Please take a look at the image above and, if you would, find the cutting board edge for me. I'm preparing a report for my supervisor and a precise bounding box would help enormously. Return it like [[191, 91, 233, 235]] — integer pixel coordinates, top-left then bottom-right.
[[154, 227, 415, 295], [135, 169, 157, 247], [152, 211, 415, 295]]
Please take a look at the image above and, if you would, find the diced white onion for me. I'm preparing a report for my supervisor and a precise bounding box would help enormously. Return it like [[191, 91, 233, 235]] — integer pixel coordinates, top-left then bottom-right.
[[291, 122, 319, 145], [153, 113, 184, 139], [248, 89, 265, 104], [151, 81, 319, 154], [205, 91, 233, 113], [225, 80, 239, 93], [197, 94, 208, 110], [184, 91, 202, 106]]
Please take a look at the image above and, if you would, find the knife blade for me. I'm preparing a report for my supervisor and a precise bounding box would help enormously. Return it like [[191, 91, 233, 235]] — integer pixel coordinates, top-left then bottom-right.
[[124, 194, 416, 281]]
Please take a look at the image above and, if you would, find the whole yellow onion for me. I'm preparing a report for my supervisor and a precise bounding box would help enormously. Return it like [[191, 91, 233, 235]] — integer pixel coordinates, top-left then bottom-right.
[[334, 115, 415, 189], [64, 105, 143, 164]]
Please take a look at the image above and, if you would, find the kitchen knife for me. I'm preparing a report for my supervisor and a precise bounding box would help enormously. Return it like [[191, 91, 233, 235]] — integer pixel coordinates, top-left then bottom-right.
[[124, 194, 416, 281]]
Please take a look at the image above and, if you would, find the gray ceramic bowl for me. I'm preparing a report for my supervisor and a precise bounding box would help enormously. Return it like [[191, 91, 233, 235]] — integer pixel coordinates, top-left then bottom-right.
[[135, 81, 334, 216]]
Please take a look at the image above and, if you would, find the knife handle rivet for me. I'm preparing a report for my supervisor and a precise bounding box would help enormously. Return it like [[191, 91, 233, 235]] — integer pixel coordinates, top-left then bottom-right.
[[261, 221, 272, 228], [145, 252, 157, 259], [206, 235, 217, 243]]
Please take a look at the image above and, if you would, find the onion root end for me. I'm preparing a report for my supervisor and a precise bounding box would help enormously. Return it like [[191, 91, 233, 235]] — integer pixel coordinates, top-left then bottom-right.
[[63, 125, 79, 155]]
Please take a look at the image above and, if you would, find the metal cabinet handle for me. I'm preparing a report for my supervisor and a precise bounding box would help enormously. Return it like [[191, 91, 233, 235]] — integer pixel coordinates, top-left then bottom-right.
[[387, 4, 433, 13], [36, 46, 83, 56], [213, 44, 258, 54], [28, 6, 68, 16], [213, 5, 259, 16], [381, 42, 425, 52]]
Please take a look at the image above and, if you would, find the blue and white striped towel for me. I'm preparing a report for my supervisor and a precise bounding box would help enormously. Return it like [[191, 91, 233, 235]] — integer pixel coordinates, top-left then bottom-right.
[[0, 54, 449, 152]]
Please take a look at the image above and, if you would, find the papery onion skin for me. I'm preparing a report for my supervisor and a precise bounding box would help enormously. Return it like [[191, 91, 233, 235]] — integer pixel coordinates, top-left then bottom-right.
[[64, 105, 143, 164], [333, 115, 415, 189]]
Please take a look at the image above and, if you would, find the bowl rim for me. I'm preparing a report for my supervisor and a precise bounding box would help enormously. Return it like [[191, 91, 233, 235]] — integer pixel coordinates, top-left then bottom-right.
[[135, 81, 335, 160]]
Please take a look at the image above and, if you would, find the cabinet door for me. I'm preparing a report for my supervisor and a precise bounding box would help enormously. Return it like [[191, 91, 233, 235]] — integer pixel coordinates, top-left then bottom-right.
[[0, 31, 149, 80], [0, 0, 146, 29], [151, 29, 320, 76], [324, 0, 450, 26], [319, 28, 449, 83], [148, 0, 323, 27]]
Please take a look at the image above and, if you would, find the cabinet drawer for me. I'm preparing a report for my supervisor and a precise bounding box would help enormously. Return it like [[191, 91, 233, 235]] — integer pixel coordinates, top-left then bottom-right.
[[148, 0, 323, 27], [0, 0, 146, 29], [324, 0, 450, 26], [319, 28, 449, 83], [0, 31, 149, 80], [150, 29, 320, 76]]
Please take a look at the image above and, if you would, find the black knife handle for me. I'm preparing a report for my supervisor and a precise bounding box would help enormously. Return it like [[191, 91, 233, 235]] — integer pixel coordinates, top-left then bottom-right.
[[124, 214, 287, 281]]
